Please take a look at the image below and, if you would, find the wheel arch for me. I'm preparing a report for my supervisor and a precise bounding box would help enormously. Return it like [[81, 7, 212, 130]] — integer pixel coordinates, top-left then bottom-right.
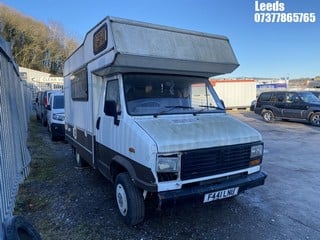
[[307, 110, 320, 119], [110, 155, 139, 184], [261, 107, 274, 113], [110, 155, 157, 192]]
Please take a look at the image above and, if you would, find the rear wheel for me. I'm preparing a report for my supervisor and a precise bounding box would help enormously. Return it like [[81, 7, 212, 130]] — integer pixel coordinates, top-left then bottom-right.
[[310, 112, 320, 126], [75, 149, 87, 167], [115, 172, 145, 226], [262, 110, 274, 123]]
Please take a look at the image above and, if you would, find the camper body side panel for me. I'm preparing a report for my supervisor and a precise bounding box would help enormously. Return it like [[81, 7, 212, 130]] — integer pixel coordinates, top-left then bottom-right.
[[64, 20, 117, 166], [64, 72, 94, 166]]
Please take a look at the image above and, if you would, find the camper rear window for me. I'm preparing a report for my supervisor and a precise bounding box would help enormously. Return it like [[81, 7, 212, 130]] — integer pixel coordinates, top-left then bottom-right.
[[71, 68, 88, 101]]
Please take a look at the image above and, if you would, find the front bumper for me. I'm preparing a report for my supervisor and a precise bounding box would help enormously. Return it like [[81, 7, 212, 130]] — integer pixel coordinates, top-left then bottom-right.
[[157, 171, 267, 206], [51, 123, 65, 137]]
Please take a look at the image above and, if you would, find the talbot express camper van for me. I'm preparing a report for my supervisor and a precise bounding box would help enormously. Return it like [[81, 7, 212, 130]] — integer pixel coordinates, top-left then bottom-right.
[[64, 17, 267, 225]]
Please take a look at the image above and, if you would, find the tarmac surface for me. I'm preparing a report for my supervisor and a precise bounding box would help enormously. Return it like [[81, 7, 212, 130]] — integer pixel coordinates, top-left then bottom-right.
[[228, 110, 320, 240]]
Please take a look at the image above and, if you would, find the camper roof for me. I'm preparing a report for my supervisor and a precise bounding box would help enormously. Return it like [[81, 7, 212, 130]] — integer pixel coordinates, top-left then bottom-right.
[[64, 16, 239, 78]]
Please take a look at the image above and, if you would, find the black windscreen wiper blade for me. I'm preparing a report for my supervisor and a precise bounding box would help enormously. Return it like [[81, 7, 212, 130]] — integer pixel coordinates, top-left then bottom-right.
[[153, 105, 193, 117], [166, 105, 193, 109], [193, 105, 225, 116], [198, 105, 224, 110]]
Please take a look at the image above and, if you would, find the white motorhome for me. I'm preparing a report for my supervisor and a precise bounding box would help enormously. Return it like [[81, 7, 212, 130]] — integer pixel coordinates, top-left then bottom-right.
[[64, 17, 267, 225]]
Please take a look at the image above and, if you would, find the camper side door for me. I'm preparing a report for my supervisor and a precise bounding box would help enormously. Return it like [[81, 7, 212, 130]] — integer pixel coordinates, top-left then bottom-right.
[[95, 77, 122, 178]]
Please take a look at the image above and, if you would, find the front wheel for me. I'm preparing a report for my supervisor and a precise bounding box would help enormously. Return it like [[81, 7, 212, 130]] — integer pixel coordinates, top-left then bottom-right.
[[262, 110, 274, 123], [310, 112, 320, 126], [49, 125, 58, 141], [115, 172, 145, 226]]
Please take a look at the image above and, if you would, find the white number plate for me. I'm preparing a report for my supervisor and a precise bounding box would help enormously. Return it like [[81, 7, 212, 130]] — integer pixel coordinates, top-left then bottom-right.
[[203, 187, 239, 203]]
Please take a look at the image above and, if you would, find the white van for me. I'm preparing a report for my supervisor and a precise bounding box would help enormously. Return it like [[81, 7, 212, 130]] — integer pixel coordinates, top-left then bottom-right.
[[46, 92, 65, 141], [64, 17, 267, 225], [41, 89, 63, 126]]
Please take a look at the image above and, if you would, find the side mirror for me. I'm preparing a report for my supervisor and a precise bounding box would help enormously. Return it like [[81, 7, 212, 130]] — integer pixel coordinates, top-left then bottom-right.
[[46, 105, 51, 110], [104, 100, 120, 125]]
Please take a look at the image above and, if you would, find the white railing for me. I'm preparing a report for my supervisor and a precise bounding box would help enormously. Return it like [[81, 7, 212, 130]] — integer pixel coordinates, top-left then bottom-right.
[[0, 36, 32, 239]]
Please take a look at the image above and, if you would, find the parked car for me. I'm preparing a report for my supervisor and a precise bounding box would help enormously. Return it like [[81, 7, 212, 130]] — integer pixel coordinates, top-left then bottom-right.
[[46, 92, 65, 141], [254, 91, 320, 126], [40, 89, 63, 126]]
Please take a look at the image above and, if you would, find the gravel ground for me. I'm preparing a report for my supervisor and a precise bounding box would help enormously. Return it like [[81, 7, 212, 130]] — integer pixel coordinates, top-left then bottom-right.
[[17, 113, 319, 240]]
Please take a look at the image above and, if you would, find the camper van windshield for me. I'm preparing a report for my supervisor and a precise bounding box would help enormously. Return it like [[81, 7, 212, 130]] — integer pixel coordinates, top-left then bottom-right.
[[53, 95, 64, 109], [123, 74, 224, 116]]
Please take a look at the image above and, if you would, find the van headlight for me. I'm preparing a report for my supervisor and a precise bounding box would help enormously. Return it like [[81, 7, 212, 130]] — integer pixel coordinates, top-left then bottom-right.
[[250, 144, 263, 158], [53, 114, 65, 121], [157, 154, 180, 172]]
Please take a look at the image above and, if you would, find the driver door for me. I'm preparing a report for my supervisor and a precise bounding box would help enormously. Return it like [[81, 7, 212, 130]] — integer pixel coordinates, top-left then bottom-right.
[[95, 77, 122, 176], [283, 92, 306, 119]]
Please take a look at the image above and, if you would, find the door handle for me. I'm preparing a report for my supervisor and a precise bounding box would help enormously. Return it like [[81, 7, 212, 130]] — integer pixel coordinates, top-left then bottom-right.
[[96, 117, 101, 130]]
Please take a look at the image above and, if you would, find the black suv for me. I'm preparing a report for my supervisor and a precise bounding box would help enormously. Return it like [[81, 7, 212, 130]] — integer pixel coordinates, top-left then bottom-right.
[[254, 91, 320, 126]]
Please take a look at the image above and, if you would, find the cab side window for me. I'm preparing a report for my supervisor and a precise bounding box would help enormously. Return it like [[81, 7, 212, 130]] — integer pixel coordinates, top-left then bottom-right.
[[286, 93, 299, 103], [276, 93, 285, 102], [259, 92, 272, 102], [105, 80, 121, 114]]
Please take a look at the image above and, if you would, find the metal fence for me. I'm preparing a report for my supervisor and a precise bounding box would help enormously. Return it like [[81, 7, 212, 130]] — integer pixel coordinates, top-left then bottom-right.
[[0, 36, 32, 239]]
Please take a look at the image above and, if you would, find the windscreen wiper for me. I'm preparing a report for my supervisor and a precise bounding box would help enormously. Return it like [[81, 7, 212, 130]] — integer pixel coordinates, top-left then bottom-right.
[[153, 105, 193, 117], [193, 105, 225, 116]]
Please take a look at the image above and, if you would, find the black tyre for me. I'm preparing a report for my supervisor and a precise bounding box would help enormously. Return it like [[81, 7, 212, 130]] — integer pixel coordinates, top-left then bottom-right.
[[50, 131, 58, 141], [310, 112, 320, 126], [115, 172, 145, 226], [41, 116, 47, 127], [49, 126, 58, 141], [262, 110, 274, 123], [74, 149, 87, 167], [4, 215, 42, 240]]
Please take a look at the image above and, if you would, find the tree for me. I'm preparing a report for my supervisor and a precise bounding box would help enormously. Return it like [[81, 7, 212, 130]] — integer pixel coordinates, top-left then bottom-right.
[[0, 4, 78, 75]]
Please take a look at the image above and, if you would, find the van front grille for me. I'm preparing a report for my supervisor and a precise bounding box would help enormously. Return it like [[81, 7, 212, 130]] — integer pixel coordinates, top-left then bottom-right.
[[180, 143, 252, 180]]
